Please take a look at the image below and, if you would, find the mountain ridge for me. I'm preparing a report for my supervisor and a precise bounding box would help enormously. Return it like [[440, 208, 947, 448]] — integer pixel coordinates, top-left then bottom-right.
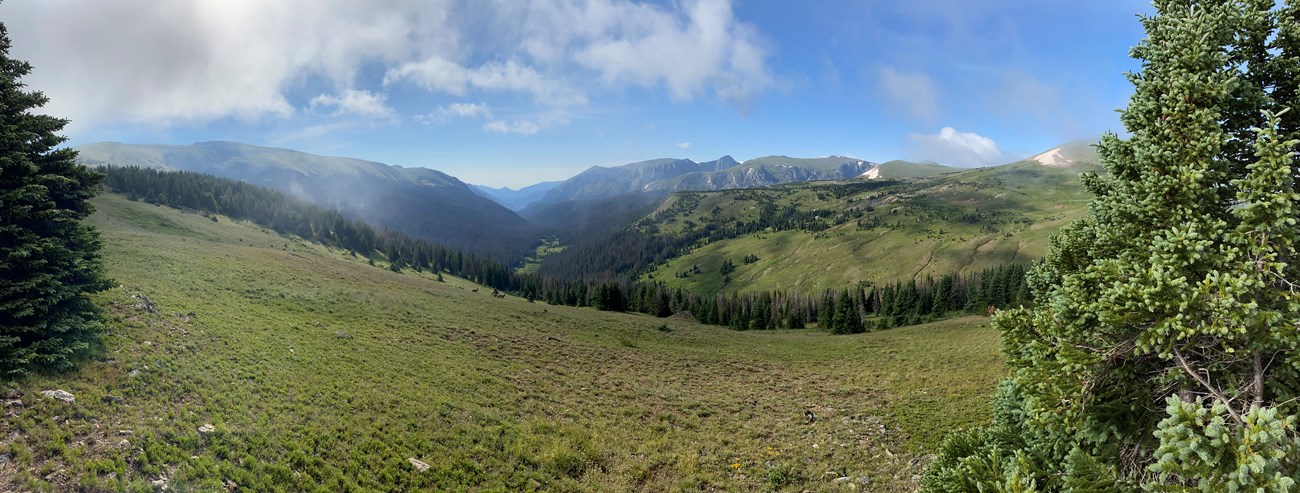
[[531, 154, 879, 206], [75, 141, 539, 261]]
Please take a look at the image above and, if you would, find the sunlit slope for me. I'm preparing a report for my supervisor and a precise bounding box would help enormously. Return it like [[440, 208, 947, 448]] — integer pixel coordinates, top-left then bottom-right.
[[641, 159, 1094, 295], [1, 194, 1003, 492]]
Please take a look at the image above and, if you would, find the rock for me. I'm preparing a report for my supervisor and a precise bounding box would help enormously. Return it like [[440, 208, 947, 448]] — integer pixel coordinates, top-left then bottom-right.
[[117, 439, 131, 448], [857, 476, 871, 485], [128, 369, 142, 378], [118, 429, 134, 435], [3, 399, 21, 408], [0, 453, 11, 465], [40, 389, 75, 403], [408, 458, 430, 472], [198, 423, 215, 434], [102, 395, 125, 405], [143, 341, 154, 347], [132, 294, 157, 314], [833, 476, 853, 483], [2, 388, 18, 399], [151, 477, 169, 490]]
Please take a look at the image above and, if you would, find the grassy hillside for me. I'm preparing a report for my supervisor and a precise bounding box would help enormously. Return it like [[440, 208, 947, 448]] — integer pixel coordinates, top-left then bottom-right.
[[0, 194, 1004, 492], [77, 141, 465, 187], [874, 160, 959, 179], [76, 141, 539, 262], [640, 161, 1094, 295]]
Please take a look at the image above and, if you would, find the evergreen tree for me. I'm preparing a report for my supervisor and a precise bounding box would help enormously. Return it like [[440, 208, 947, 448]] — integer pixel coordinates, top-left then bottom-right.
[[0, 22, 113, 376], [926, 1, 1300, 489], [817, 291, 835, 328], [831, 289, 861, 334]]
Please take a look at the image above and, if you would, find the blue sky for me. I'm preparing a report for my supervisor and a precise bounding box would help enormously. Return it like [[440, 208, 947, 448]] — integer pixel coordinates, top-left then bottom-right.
[[4, 1, 1149, 188]]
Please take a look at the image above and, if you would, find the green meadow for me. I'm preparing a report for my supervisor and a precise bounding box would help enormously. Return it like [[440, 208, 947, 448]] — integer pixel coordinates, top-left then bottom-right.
[[642, 162, 1092, 295], [1, 194, 1004, 492]]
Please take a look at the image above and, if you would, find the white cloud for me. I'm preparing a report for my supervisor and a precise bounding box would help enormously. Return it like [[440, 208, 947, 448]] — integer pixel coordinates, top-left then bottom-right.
[[877, 67, 939, 121], [419, 102, 493, 125], [908, 127, 1011, 167], [566, 0, 773, 104], [384, 0, 772, 108], [481, 110, 569, 136], [483, 120, 542, 136], [309, 90, 395, 119], [1, 0, 772, 136], [676, 142, 692, 149], [384, 59, 587, 107], [0, 0, 456, 130]]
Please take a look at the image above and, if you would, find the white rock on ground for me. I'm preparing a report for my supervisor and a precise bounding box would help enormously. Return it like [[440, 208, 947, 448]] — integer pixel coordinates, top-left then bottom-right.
[[39, 390, 75, 403], [198, 423, 215, 434], [408, 458, 431, 472]]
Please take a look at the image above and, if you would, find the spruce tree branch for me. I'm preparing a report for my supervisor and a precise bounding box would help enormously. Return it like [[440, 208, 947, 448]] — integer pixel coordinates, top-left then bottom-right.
[[1172, 345, 1245, 425], [1254, 350, 1265, 409], [1267, 269, 1300, 292]]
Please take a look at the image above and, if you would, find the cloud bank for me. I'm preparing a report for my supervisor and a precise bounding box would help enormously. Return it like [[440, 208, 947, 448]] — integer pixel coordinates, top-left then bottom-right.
[[908, 127, 1011, 167], [1, 0, 773, 135]]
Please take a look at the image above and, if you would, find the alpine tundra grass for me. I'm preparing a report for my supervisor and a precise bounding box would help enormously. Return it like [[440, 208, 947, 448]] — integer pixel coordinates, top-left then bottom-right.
[[0, 194, 1004, 492]]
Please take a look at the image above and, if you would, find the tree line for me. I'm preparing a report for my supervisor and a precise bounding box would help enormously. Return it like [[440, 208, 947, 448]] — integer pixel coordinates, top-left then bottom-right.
[[533, 263, 1030, 333], [100, 166, 521, 290], [100, 166, 1032, 333]]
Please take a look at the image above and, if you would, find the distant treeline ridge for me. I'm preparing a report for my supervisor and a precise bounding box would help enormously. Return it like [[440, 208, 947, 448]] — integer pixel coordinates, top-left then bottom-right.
[[100, 166, 1031, 331]]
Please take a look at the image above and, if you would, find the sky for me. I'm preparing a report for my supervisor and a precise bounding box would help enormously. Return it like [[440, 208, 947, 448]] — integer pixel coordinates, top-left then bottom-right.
[[2, 1, 1149, 188]]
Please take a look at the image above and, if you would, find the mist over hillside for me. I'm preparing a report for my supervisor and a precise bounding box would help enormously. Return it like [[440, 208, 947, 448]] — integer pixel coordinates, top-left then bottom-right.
[[76, 141, 539, 261], [472, 181, 562, 210]]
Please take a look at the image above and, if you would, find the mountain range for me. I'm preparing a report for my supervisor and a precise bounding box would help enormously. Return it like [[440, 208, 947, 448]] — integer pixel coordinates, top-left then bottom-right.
[[527, 155, 880, 208], [631, 146, 1101, 294], [74, 139, 1095, 269]]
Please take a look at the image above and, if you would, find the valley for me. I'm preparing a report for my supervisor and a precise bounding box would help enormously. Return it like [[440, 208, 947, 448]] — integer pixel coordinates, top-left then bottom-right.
[[7, 2, 1297, 490], [1, 194, 1004, 492], [637, 157, 1095, 295]]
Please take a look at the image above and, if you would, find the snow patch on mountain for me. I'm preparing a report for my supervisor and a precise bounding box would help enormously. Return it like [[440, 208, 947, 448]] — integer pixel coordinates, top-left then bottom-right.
[[1031, 147, 1073, 167]]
